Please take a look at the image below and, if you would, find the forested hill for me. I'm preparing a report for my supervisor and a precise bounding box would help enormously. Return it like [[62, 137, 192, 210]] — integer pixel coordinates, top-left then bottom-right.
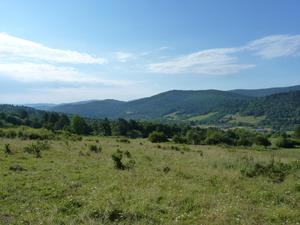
[[230, 84, 300, 97], [123, 90, 250, 119], [50, 100, 125, 118], [45, 89, 300, 129], [239, 90, 300, 128], [5, 85, 300, 129], [49, 90, 251, 119]]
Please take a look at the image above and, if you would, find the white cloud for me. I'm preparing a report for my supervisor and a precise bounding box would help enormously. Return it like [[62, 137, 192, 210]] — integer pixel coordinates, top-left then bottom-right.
[[245, 34, 300, 58], [148, 48, 254, 75], [114, 51, 134, 62], [0, 62, 131, 86], [148, 34, 300, 75], [0, 32, 108, 64]]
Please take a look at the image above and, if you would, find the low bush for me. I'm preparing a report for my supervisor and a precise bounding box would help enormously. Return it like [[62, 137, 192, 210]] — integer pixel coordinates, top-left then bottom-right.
[[172, 135, 187, 144], [111, 149, 135, 170], [254, 135, 271, 148], [149, 131, 168, 143], [4, 143, 12, 154], [275, 137, 294, 148], [24, 141, 50, 158], [163, 166, 171, 173], [111, 150, 125, 170], [240, 158, 298, 183], [117, 138, 130, 144], [9, 164, 26, 172], [89, 144, 102, 153]]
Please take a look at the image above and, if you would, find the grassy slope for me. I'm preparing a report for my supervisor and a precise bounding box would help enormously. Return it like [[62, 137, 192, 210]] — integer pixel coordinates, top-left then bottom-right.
[[224, 114, 266, 125], [187, 112, 218, 122], [0, 136, 300, 224]]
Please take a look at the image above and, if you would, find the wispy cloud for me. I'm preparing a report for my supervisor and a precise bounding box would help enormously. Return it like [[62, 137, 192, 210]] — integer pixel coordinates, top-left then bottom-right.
[[140, 46, 171, 56], [148, 48, 254, 75], [148, 34, 300, 75], [0, 32, 108, 64], [114, 47, 171, 62], [114, 51, 135, 62], [245, 34, 300, 59]]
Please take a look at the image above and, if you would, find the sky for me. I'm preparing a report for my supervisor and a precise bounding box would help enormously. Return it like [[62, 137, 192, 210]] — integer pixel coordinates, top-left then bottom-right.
[[0, 0, 300, 104]]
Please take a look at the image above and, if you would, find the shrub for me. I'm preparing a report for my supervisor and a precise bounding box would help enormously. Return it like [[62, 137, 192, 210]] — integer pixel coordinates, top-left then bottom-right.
[[204, 129, 235, 146], [60, 199, 83, 215], [170, 145, 180, 151], [240, 158, 293, 183], [89, 144, 102, 153], [186, 129, 206, 145], [124, 150, 131, 158], [111, 150, 125, 170], [6, 130, 17, 139], [275, 137, 294, 148], [111, 149, 135, 170], [117, 138, 130, 143], [163, 166, 171, 173], [9, 164, 26, 172], [4, 143, 12, 154], [255, 135, 271, 148], [24, 141, 50, 158], [172, 135, 187, 144], [124, 159, 136, 170], [126, 130, 142, 139], [148, 131, 168, 143]]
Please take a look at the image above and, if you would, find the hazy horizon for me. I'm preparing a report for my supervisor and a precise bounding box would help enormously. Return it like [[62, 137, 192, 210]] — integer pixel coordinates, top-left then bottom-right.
[[6, 83, 298, 105]]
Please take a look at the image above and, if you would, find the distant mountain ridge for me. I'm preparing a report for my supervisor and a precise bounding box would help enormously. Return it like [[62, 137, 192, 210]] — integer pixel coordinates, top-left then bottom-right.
[[229, 84, 300, 97], [25, 103, 57, 111], [23, 84, 300, 129], [48, 89, 250, 119]]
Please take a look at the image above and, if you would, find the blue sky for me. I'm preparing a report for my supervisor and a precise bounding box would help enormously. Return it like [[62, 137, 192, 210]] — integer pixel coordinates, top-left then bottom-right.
[[0, 0, 300, 103]]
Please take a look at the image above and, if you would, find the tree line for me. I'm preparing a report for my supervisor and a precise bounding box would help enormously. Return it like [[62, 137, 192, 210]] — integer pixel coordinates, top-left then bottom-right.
[[0, 106, 299, 148]]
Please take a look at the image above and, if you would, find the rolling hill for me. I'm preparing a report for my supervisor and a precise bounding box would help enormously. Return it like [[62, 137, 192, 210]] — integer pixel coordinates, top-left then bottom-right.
[[230, 84, 300, 97], [49, 90, 251, 120], [50, 99, 125, 118], [21, 84, 300, 129]]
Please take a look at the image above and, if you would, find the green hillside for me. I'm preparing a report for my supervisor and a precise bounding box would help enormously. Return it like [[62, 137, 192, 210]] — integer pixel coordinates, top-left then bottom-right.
[[25, 86, 300, 130], [51, 100, 125, 118], [230, 85, 300, 97], [50, 90, 250, 120], [239, 91, 300, 129]]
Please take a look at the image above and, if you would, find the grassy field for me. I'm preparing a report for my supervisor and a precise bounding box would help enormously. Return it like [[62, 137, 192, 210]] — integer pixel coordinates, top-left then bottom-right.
[[226, 114, 266, 125], [1, 135, 300, 224], [187, 112, 217, 122]]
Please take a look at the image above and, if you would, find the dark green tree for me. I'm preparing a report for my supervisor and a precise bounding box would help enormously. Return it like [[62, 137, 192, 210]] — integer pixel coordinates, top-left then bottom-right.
[[255, 135, 271, 148], [295, 125, 300, 139], [71, 115, 90, 135], [148, 131, 168, 143], [99, 118, 112, 136], [54, 114, 70, 130]]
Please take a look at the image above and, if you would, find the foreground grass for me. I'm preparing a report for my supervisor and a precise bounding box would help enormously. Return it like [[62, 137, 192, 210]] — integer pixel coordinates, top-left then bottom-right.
[[0, 136, 300, 224]]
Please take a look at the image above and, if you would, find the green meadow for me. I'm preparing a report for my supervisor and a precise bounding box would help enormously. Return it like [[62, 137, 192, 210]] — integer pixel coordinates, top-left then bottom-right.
[[1, 131, 300, 225]]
